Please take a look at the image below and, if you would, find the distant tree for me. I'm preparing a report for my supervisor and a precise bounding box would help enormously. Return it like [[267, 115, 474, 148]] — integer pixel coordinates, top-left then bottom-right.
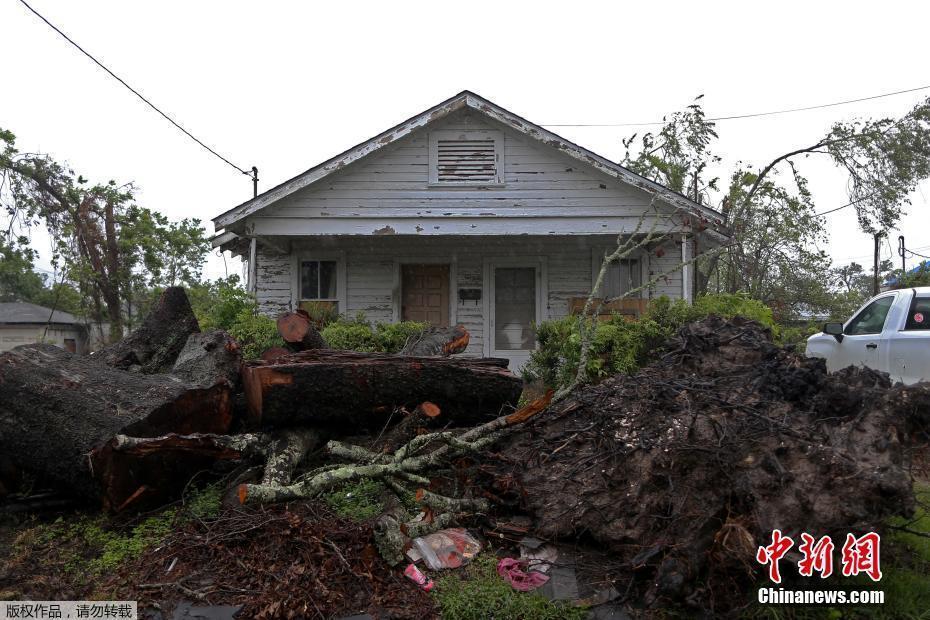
[[621, 96, 930, 319], [0, 236, 45, 302], [0, 128, 210, 341]]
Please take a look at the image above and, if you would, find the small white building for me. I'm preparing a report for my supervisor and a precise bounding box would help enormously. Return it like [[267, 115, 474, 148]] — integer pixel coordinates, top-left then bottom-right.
[[0, 302, 97, 354], [213, 92, 729, 370]]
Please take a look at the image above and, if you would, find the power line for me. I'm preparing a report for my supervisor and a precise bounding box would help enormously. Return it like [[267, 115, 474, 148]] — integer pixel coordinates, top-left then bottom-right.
[[815, 199, 859, 217], [542, 84, 930, 128], [17, 0, 253, 180]]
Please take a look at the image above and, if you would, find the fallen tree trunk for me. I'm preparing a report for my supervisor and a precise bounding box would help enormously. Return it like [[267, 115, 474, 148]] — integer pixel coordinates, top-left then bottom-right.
[[170, 329, 242, 388], [400, 325, 470, 356], [277, 310, 327, 351], [99, 286, 201, 373], [241, 350, 523, 429], [0, 343, 232, 510]]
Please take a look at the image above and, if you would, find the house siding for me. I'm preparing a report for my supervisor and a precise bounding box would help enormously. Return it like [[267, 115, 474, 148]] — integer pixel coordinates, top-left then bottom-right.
[[250, 110, 676, 237], [255, 235, 686, 356]]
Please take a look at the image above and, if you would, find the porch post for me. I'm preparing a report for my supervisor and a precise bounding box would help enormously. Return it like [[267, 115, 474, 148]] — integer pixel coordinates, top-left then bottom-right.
[[681, 235, 693, 304]]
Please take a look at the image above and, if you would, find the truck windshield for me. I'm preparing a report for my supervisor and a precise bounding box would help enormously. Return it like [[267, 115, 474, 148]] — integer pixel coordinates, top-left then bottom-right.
[[904, 295, 930, 330], [846, 296, 895, 335]]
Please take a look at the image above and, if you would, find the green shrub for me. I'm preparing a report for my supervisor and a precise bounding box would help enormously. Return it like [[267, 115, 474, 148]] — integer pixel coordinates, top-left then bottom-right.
[[322, 318, 378, 351], [300, 301, 340, 328], [189, 275, 254, 331], [524, 293, 779, 390], [322, 317, 427, 353], [375, 321, 429, 352], [227, 306, 282, 359], [188, 275, 285, 359]]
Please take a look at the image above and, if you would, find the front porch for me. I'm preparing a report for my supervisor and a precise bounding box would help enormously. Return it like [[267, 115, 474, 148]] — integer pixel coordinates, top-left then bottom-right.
[[247, 234, 690, 371]]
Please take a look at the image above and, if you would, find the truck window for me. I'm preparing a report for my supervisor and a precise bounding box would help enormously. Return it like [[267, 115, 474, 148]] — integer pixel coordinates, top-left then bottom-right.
[[845, 296, 895, 335], [904, 295, 930, 330]]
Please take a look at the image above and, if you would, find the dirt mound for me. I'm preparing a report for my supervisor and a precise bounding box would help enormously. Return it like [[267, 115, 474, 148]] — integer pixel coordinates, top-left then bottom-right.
[[487, 316, 930, 612]]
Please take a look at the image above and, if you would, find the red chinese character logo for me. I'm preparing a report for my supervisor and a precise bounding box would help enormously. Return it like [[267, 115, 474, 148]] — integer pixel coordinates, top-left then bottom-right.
[[841, 532, 882, 581], [756, 529, 794, 583], [798, 533, 834, 578]]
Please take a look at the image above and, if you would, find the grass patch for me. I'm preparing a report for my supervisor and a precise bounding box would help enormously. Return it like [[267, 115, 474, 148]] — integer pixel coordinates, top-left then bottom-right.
[[322, 478, 385, 521], [433, 554, 587, 620], [184, 483, 223, 520], [11, 483, 225, 580], [18, 509, 177, 577]]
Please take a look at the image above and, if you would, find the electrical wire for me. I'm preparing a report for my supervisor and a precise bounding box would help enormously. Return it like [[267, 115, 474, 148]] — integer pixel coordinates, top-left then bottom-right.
[[17, 0, 252, 178], [542, 84, 930, 127], [815, 199, 860, 217]]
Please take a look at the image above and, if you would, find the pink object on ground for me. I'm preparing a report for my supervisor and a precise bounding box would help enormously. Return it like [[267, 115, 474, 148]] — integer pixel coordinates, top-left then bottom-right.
[[404, 563, 434, 591], [497, 557, 551, 591]]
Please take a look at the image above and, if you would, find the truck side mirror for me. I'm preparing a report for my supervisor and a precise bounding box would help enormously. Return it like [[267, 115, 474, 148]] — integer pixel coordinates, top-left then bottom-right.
[[823, 322, 844, 342]]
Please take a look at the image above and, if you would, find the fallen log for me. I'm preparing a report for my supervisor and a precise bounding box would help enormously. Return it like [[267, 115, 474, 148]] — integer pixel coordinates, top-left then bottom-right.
[[241, 349, 523, 429], [0, 343, 232, 510], [99, 286, 200, 373], [400, 325, 470, 356], [260, 346, 291, 362], [277, 310, 327, 351]]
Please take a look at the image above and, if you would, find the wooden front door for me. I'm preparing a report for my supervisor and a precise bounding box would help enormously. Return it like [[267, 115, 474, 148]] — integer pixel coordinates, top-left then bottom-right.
[[401, 264, 450, 326]]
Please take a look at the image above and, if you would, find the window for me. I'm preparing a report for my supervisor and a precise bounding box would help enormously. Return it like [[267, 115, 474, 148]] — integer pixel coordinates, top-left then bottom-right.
[[429, 130, 503, 185], [603, 259, 642, 299], [300, 260, 338, 309], [904, 295, 930, 330], [846, 296, 894, 335]]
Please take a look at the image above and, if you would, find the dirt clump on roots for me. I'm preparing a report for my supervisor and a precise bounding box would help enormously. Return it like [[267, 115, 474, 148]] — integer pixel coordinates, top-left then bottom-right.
[[485, 316, 930, 613]]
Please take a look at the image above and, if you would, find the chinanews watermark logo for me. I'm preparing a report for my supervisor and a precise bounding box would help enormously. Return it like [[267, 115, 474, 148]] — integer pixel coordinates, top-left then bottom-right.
[[755, 529, 884, 605]]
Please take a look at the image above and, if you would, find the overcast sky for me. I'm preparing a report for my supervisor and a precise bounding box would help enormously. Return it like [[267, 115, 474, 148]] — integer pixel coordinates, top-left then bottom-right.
[[3, 0, 928, 282]]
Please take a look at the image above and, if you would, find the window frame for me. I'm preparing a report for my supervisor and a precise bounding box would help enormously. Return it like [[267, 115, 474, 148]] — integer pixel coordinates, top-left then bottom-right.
[[903, 294, 930, 331], [591, 247, 648, 300], [428, 130, 504, 186], [291, 252, 347, 315], [844, 294, 895, 336]]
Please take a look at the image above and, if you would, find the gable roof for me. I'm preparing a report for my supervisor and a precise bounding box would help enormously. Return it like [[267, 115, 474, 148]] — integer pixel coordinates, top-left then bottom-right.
[[213, 91, 727, 236], [0, 302, 83, 326]]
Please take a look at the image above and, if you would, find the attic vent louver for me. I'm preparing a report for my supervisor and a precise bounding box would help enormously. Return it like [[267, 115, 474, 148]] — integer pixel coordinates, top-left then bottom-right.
[[429, 130, 503, 185]]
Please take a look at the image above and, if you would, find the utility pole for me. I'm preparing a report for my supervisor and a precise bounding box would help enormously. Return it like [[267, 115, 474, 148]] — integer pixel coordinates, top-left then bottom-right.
[[898, 235, 906, 275], [873, 232, 885, 296]]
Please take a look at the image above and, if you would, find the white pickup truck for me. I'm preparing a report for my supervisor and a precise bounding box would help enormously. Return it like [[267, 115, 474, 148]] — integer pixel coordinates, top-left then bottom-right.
[[806, 286, 930, 385]]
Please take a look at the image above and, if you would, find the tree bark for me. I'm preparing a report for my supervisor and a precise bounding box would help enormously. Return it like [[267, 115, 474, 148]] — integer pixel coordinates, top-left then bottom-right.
[[241, 350, 522, 430], [276, 310, 327, 351], [171, 329, 242, 388], [399, 325, 470, 356], [0, 344, 232, 510], [99, 286, 200, 373]]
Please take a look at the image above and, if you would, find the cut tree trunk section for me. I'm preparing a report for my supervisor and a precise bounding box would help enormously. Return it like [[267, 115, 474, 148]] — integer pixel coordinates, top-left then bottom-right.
[[241, 350, 522, 430], [0, 343, 232, 510], [277, 310, 327, 351]]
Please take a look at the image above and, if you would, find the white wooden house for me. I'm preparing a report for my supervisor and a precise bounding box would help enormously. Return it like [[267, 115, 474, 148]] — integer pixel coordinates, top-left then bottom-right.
[[212, 92, 729, 371]]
